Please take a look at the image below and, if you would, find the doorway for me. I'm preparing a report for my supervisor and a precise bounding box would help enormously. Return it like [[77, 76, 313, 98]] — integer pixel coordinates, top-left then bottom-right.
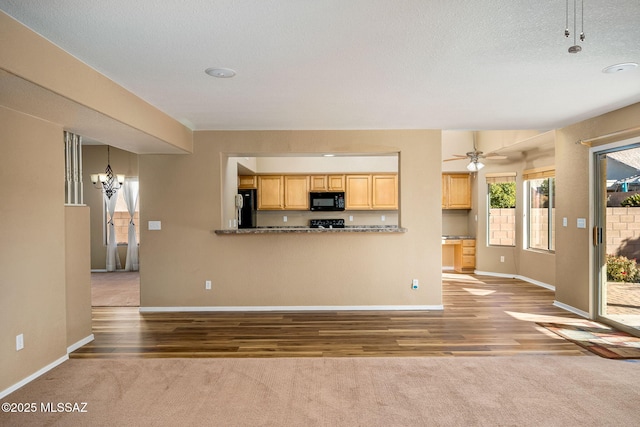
[[593, 139, 640, 336]]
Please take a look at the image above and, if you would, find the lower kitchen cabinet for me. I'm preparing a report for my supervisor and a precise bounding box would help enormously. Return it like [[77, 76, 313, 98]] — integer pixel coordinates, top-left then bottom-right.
[[453, 239, 476, 273]]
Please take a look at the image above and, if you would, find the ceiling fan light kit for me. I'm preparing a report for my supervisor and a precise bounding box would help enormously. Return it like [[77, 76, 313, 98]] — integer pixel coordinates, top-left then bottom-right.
[[467, 161, 484, 172]]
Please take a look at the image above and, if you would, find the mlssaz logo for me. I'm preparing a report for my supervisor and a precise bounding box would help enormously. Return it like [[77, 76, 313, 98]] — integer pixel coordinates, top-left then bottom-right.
[[41, 402, 88, 413]]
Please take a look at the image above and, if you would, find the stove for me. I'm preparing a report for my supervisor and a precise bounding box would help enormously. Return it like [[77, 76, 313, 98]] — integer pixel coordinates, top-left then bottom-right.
[[309, 219, 345, 229]]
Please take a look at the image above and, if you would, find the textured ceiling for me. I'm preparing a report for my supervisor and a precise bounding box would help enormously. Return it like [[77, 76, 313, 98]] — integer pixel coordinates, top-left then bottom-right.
[[1, 0, 639, 131]]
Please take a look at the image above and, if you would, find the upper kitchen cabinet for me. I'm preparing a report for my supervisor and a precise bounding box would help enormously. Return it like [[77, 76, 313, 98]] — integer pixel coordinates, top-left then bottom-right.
[[283, 175, 309, 210], [310, 174, 346, 191], [372, 174, 398, 209], [238, 175, 257, 189], [257, 175, 284, 209], [258, 175, 309, 210], [442, 173, 471, 209], [346, 174, 398, 210]]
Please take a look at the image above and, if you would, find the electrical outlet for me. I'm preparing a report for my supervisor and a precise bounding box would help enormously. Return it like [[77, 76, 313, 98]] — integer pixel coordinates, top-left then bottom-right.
[[381, 215, 386, 222], [16, 334, 24, 351], [349, 215, 353, 222], [205, 280, 212, 290], [411, 279, 419, 289], [283, 216, 288, 223], [500, 256, 505, 263]]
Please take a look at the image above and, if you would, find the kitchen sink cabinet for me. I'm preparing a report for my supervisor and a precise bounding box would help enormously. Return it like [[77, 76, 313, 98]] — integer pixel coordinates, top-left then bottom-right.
[[442, 173, 471, 209]]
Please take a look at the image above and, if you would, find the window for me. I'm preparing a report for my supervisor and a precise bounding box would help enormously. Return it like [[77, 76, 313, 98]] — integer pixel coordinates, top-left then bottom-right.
[[487, 173, 516, 247], [103, 180, 140, 245], [524, 167, 555, 252]]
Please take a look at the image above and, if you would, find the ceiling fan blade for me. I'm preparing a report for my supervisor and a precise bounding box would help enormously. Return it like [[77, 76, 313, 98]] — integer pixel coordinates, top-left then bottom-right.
[[483, 154, 508, 160], [443, 157, 467, 162]]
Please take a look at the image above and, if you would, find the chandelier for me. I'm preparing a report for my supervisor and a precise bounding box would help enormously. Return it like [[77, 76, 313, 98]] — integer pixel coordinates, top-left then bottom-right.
[[564, 0, 585, 53], [90, 146, 124, 199]]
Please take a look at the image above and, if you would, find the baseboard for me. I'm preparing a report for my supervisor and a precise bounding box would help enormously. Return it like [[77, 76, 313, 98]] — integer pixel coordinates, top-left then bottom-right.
[[553, 300, 590, 319], [67, 334, 95, 354], [472, 271, 555, 291], [0, 355, 68, 400], [140, 305, 444, 313]]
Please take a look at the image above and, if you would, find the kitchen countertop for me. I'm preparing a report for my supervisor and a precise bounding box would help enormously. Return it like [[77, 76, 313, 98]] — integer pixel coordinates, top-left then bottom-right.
[[214, 225, 407, 234], [442, 235, 475, 240]]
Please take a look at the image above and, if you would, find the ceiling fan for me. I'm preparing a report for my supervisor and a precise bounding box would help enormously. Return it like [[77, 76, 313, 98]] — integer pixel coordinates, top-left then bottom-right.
[[443, 134, 507, 171]]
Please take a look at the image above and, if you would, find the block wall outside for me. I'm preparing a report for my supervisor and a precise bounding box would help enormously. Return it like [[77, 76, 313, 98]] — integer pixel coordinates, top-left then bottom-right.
[[607, 207, 640, 260], [489, 208, 516, 246]]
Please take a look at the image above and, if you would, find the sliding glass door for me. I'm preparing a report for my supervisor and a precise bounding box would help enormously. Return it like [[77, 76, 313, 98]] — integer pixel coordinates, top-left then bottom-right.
[[593, 141, 640, 336]]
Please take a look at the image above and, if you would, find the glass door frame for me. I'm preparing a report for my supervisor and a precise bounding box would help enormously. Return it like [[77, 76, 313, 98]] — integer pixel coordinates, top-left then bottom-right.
[[591, 137, 640, 336]]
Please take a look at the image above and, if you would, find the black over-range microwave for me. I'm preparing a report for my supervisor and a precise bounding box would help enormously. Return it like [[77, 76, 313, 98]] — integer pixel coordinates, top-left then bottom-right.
[[309, 191, 345, 211]]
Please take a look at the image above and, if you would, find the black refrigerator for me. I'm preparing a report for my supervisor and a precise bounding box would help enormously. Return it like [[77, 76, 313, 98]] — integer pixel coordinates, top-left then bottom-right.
[[237, 189, 257, 228]]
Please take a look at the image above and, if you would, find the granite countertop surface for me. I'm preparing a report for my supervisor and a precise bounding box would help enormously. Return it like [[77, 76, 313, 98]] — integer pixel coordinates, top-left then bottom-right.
[[441, 235, 475, 240], [214, 225, 407, 234]]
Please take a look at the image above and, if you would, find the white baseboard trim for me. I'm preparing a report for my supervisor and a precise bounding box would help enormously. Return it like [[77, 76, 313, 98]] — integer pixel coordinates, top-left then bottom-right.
[[140, 305, 444, 313], [67, 334, 95, 354], [472, 271, 555, 291], [553, 301, 591, 319], [0, 355, 68, 400]]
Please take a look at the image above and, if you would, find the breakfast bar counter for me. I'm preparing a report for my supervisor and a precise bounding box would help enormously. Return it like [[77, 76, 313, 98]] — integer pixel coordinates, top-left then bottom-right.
[[214, 225, 407, 234]]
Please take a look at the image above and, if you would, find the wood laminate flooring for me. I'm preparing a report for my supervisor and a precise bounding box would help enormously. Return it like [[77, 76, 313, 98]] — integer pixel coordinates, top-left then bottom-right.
[[71, 272, 592, 358]]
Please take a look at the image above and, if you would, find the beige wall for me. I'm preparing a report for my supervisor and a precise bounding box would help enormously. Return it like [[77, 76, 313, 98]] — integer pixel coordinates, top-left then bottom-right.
[[0, 106, 68, 391], [473, 136, 556, 286], [65, 206, 92, 347], [83, 146, 139, 269], [139, 130, 443, 308], [556, 103, 640, 314]]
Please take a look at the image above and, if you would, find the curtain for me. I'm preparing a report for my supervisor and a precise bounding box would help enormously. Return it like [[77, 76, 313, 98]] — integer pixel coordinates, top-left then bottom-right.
[[123, 178, 139, 271], [105, 193, 121, 271]]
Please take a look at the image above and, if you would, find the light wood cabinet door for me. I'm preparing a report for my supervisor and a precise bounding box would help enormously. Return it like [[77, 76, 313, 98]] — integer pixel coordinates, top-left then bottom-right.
[[258, 175, 284, 210], [372, 174, 398, 209], [346, 175, 372, 210], [442, 173, 471, 209], [309, 175, 328, 191], [327, 175, 345, 191], [310, 174, 345, 191], [284, 175, 309, 210], [238, 175, 257, 189]]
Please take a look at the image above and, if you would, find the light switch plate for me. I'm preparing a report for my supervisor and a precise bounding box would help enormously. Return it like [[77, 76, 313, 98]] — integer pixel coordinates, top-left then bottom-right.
[[577, 218, 586, 229], [148, 221, 162, 230]]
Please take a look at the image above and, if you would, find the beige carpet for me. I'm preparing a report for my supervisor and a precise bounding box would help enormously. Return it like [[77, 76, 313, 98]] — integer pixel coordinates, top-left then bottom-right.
[[91, 271, 139, 307], [2, 356, 640, 426]]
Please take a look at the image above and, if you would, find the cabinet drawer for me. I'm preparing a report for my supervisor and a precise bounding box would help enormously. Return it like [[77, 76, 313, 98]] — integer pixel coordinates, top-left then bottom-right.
[[462, 240, 475, 247], [462, 256, 475, 267], [462, 247, 475, 255]]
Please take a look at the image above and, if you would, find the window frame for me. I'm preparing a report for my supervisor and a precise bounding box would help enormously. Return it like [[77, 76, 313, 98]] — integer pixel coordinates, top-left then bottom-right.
[[523, 167, 555, 253]]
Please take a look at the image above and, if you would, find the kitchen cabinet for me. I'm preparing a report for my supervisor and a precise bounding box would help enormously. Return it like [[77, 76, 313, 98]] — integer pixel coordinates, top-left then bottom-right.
[[346, 174, 398, 210], [309, 175, 345, 191], [346, 175, 372, 210], [442, 173, 471, 209], [284, 175, 309, 210], [454, 239, 476, 273], [257, 175, 284, 209], [258, 175, 309, 210], [238, 175, 257, 189], [372, 174, 398, 209]]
